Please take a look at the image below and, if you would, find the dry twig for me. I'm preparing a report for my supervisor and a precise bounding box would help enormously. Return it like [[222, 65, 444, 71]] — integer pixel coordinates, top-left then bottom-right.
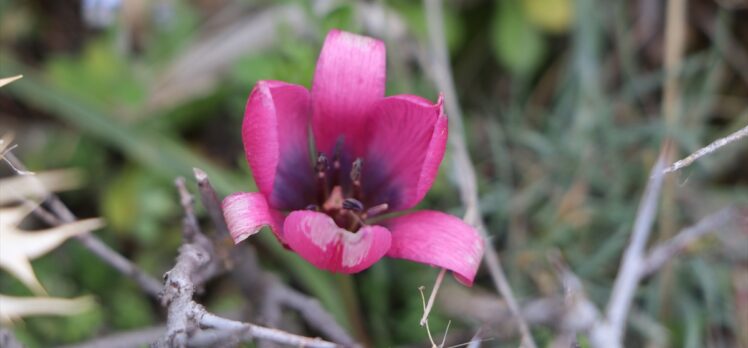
[[641, 206, 744, 277], [59, 326, 166, 348], [0, 328, 23, 348], [588, 151, 744, 347], [661, 125, 748, 175], [590, 155, 667, 348]]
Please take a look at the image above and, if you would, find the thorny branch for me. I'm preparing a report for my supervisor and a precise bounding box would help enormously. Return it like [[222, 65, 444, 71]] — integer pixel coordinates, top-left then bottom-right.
[[4, 152, 164, 298], [422, 1, 537, 347]]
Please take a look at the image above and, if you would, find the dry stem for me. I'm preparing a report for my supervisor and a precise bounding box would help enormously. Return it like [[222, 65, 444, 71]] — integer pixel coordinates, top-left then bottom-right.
[[422, 1, 537, 347], [661, 125, 748, 175]]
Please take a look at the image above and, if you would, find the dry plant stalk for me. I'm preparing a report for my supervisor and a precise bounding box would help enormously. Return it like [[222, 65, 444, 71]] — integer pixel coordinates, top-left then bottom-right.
[[422, 1, 537, 347]]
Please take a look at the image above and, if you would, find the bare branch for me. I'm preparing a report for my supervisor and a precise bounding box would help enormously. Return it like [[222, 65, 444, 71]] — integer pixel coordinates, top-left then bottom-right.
[[641, 206, 745, 277], [590, 155, 666, 348], [422, 1, 536, 347], [199, 312, 338, 348], [267, 280, 356, 346], [548, 252, 601, 335], [59, 326, 166, 348], [0, 328, 24, 348], [193, 168, 231, 238], [3, 152, 163, 298], [662, 125, 748, 175]]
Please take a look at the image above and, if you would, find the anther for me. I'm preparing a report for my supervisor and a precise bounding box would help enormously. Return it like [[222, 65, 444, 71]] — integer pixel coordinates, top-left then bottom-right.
[[316, 153, 329, 204], [305, 204, 320, 211], [342, 198, 364, 212], [315, 153, 329, 174], [350, 158, 363, 199], [365, 203, 389, 217]]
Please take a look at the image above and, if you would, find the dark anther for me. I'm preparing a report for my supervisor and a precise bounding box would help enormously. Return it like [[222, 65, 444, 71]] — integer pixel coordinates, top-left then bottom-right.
[[350, 158, 363, 182], [342, 198, 364, 212], [350, 158, 363, 199], [305, 204, 320, 211], [316, 153, 329, 204], [316, 153, 329, 174]]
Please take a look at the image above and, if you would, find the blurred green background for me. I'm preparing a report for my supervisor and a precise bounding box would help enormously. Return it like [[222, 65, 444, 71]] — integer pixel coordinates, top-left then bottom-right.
[[1, 0, 747, 347]]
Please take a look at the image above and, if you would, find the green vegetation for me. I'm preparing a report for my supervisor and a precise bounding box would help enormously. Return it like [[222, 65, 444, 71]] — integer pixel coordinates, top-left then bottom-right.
[[1, 0, 746, 347]]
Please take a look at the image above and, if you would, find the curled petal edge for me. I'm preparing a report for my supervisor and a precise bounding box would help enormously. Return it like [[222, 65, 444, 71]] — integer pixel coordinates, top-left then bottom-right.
[[384, 210, 484, 286], [222, 192, 284, 244]]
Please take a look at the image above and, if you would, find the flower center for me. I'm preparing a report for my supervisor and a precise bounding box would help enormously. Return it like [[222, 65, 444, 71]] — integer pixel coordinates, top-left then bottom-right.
[[308, 151, 388, 232]]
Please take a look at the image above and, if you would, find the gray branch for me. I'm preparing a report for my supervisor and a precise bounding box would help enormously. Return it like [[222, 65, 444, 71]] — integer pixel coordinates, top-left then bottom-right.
[[661, 124, 748, 175], [422, 1, 537, 347], [153, 178, 340, 348]]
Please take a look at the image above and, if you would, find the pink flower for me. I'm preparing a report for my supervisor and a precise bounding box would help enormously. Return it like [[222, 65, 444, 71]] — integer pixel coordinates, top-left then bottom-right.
[[222, 30, 484, 285]]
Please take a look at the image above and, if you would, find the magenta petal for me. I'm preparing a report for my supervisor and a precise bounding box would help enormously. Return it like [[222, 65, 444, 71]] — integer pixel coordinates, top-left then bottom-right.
[[283, 210, 391, 273], [384, 210, 483, 285], [243, 80, 314, 210], [361, 95, 447, 210], [311, 29, 386, 154], [222, 192, 285, 244]]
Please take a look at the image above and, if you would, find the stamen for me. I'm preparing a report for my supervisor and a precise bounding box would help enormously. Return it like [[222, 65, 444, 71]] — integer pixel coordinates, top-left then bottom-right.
[[350, 158, 363, 199], [316, 153, 329, 204], [342, 198, 364, 212], [305, 204, 319, 211], [365, 203, 388, 217]]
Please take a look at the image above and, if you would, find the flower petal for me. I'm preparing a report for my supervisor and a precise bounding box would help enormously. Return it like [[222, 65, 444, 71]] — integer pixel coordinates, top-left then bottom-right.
[[222, 192, 284, 244], [311, 29, 386, 155], [360, 95, 447, 210], [243, 80, 314, 210], [284, 210, 391, 273], [384, 210, 483, 285]]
